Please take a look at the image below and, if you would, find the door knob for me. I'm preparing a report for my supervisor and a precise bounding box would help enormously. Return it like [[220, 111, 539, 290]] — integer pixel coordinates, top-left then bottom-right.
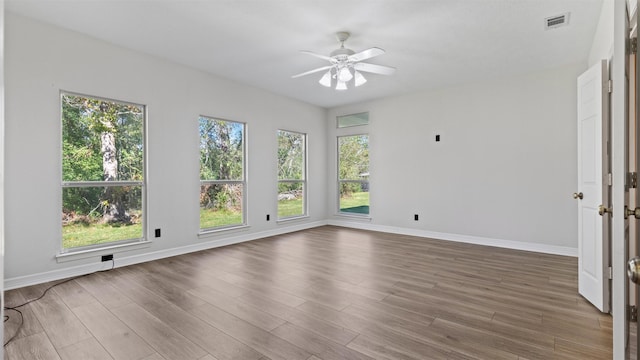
[[629, 257, 640, 284], [598, 205, 612, 216], [625, 206, 640, 219], [573, 192, 583, 200]]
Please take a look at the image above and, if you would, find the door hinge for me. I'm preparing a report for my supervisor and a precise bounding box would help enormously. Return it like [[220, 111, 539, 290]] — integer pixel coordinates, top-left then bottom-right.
[[609, 173, 613, 186], [608, 266, 613, 280], [628, 172, 638, 189], [630, 38, 638, 54], [608, 79, 613, 93], [631, 305, 638, 322]]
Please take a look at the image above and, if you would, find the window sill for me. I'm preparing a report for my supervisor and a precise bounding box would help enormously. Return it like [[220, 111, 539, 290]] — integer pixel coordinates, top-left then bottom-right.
[[335, 213, 372, 221], [276, 215, 309, 224], [198, 225, 250, 239], [56, 240, 152, 263]]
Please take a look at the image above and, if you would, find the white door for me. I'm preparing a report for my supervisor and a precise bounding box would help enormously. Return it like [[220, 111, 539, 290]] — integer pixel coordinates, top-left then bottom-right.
[[577, 59, 610, 313]]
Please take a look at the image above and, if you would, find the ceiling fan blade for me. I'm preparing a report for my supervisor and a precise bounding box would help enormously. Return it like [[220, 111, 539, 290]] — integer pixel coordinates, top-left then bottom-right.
[[292, 65, 333, 79], [354, 62, 396, 75], [348, 47, 385, 62], [300, 50, 333, 62]]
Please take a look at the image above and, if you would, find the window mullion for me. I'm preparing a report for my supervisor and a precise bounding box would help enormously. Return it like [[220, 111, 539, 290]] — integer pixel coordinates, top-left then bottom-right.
[[62, 181, 143, 188]]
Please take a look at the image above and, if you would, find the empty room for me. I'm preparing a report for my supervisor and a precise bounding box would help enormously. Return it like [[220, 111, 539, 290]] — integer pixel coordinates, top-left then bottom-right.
[[1, 0, 636, 359]]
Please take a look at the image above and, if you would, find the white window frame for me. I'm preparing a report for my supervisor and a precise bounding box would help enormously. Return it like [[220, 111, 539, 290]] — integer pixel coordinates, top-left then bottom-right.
[[60, 91, 147, 254], [337, 112, 369, 128], [337, 133, 370, 217], [198, 116, 247, 233], [277, 129, 307, 221]]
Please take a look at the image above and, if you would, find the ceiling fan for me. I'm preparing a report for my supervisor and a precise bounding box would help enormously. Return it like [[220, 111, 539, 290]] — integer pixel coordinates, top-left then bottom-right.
[[292, 32, 396, 90]]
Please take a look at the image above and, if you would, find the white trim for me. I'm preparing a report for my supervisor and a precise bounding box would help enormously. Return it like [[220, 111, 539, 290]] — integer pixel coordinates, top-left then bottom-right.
[[327, 220, 578, 257], [7, 220, 578, 290], [276, 215, 310, 224], [56, 240, 152, 262], [198, 224, 250, 238], [5, 260, 116, 291], [333, 213, 372, 221], [5, 220, 327, 290]]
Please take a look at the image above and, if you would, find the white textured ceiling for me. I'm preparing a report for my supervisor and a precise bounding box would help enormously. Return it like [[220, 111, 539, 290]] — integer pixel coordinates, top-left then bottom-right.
[[6, 0, 603, 108]]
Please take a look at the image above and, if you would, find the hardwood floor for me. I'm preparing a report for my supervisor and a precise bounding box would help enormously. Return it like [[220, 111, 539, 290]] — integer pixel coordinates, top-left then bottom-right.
[[3, 226, 613, 359]]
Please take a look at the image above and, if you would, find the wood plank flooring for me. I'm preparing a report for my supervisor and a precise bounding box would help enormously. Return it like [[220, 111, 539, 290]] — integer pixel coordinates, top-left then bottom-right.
[[3, 226, 613, 359]]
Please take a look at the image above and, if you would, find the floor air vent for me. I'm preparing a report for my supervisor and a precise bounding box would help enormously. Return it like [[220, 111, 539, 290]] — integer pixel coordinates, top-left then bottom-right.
[[545, 13, 570, 30]]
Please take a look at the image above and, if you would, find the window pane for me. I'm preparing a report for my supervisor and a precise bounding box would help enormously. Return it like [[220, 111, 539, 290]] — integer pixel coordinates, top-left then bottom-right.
[[199, 117, 244, 181], [278, 182, 304, 218], [338, 135, 369, 181], [277, 130, 306, 220], [337, 112, 369, 128], [277, 130, 305, 180], [339, 134, 369, 215], [200, 183, 244, 229], [339, 182, 369, 215], [62, 94, 144, 182], [62, 186, 143, 249], [61, 93, 145, 252]]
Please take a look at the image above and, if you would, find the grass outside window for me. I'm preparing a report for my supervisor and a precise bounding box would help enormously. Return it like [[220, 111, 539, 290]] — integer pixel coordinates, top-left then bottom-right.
[[339, 191, 370, 214]]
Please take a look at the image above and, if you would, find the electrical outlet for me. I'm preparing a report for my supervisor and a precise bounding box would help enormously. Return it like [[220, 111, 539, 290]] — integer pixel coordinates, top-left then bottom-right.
[[414, 214, 419, 221], [155, 228, 161, 237], [101, 254, 113, 262]]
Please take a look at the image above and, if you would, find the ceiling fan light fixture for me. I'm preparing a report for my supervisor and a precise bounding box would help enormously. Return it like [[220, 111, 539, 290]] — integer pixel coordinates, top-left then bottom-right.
[[293, 31, 395, 91], [338, 67, 353, 82], [354, 71, 367, 87], [319, 70, 332, 87]]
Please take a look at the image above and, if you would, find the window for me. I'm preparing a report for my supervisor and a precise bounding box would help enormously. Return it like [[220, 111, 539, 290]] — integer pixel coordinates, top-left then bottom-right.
[[338, 135, 369, 215], [61, 93, 145, 251], [337, 112, 369, 128], [277, 130, 306, 219], [199, 116, 245, 230]]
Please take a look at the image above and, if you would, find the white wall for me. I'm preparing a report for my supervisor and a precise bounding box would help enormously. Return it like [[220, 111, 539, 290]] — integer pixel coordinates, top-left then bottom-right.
[[4, 13, 327, 287], [588, 0, 614, 66], [328, 62, 585, 254]]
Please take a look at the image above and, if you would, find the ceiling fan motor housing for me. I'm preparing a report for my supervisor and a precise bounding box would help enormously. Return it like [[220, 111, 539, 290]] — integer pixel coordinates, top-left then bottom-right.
[[331, 31, 355, 60], [330, 48, 355, 60]]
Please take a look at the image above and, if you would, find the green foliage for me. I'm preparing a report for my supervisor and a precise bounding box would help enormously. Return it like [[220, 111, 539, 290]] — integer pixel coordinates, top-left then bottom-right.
[[277, 182, 304, 218], [199, 117, 244, 218], [277, 131, 305, 218], [62, 94, 144, 184], [339, 135, 369, 195], [200, 208, 243, 229], [278, 181, 303, 193], [278, 130, 304, 180], [62, 218, 142, 249], [200, 183, 243, 212], [278, 198, 304, 218], [61, 94, 144, 248], [62, 98, 103, 183], [199, 117, 244, 181]]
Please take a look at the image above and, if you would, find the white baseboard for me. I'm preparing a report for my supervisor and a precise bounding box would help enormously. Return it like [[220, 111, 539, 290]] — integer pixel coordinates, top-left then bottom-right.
[[5, 219, 577, 290], [327, 219, 578, 257], [4, 220, 328, 290]]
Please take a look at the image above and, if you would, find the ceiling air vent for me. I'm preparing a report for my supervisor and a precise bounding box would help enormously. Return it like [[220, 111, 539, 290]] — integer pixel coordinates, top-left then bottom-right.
[[545, 13, 570, 30]]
